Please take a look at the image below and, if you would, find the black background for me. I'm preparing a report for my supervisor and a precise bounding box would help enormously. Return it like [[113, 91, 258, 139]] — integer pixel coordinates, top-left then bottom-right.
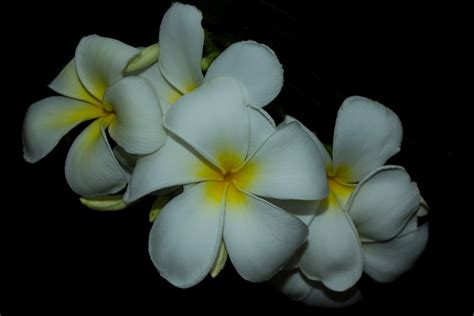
[[3, 1, 466, 314]]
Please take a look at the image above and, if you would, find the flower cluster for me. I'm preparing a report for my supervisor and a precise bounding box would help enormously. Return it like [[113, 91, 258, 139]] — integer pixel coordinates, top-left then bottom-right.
[[22, 3, 428, 308]]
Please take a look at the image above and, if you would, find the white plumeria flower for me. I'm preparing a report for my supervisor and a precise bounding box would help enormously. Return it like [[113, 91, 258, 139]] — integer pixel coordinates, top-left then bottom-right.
[[272, 187, 429, 308], [23, 35, 166, 197], [281, 96, 425, 293], [138, 2, 283, 112], [125, 77, 328, 288]]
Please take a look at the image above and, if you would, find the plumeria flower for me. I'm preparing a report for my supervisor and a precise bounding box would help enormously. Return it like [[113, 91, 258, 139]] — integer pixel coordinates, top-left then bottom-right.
[[125, 77, 328, 288], [272, 181, 429, 308], [281, 96, 425, 293], [133, 2, 283, 112], [23, 35, 166, 197]]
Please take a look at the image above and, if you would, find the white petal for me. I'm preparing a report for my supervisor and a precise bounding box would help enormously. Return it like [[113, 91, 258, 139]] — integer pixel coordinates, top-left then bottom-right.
[[65, 117, 128, 197], [283, 115, 333, 173], [363, 222, 429, 283], [247, 106, 276, 157], [140, 63, 183, 107], [148, 181, 224, 288], [158, 2, 204, 94], [299, 197, 364, 292], [164, 77, 249, 172], [125, 136, 222, 203], [205, 41, 283, 108], [49, 59, 102, 106], [333, 96, 403, 183], [348, 166, 420, 241], [223, 191, 307, 282], [265, 198, 320, 225], [270, 269, 311, 301], [237, 121, 328, 200], [75, 35, 138, 101], [105, 77, 166, 154], [23, 96, 105, 163], [113, 146, 136, 176], [303, 280, 362, 308]]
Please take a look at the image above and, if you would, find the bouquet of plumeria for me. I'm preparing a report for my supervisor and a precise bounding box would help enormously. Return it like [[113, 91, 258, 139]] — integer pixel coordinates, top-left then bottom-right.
[[22, 3, 428, 308]]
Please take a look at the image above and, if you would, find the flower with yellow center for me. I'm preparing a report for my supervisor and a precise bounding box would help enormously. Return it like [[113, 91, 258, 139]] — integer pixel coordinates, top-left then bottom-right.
[[133, 3, 283, 113], [125, 77, 328, 288], [22, 35, 166, 196], [275, 97, 427, 297]]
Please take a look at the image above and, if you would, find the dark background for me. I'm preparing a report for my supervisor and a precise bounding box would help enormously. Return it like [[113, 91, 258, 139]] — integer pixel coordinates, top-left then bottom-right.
[[3, 1, 465, 314]]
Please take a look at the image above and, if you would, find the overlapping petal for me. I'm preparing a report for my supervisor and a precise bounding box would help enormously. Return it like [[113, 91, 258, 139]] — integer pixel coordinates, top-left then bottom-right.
[[23, 96, 105, 162], [237, 122, 327, 200], [332, 96, 402, 183], [149, 182, 225, 288], [75, 35, 138, 102], [125, 136, 222, 203], [164, 77, 249, 172], [205, 41, 283, 108], [348, 166, 420, 241], [65, 117, 128, 196], [158, 2, 204, 93], [223, 191, 307, 282], [105, 77, 166, 154], [299, 197, 364, 292]]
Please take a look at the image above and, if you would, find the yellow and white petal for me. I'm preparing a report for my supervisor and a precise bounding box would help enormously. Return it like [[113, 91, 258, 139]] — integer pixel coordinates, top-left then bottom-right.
[[49, 59, 101, 106], [238, 122, 327, 200], [140, 63, 183, 107], [105, 77, 166, 154], [223, 191, 307, 282], [333, 96, 403, 183], [302, 280, 362, 308], [205, 41, 283, 108], [158, 2, 204, 94], [266, 198, 320, 225], [148, 182, 225, 288], [75, 35, 138, 101], [65, 117, 128, 197], [363, 221, 429, 283], [125, 135, 222, 203], [283, 115, 333, 173], [299, 197, 364, 292], [164, 77, 249, 172], [23, 96, 105, 163], [347, 166, 420, 241], [247, 106, 276, 157], [270, 269, 312, 301]]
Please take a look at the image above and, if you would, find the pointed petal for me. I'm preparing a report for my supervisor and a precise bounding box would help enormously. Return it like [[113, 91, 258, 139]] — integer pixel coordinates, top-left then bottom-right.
[[23, 96, 105, 163], [49, 59, 101, 106], [65, 117, 128, 197], [75, 35, 138, 101], [164, 77, 249, 172], [140, 63, 182, 108], [125, 136, 222, 203], [299, 197, 364, 292], [223, 190, 307, 282], [237, 121, 328, 200], [158, 2, 204, 93], [333, 96, 403, 183], [205, 41, 283, 108], [348, 166, 420, 241], [283, 115, 333, 173], [105, 77, 166, 154], [247, 106, 276, 157], [149, 182, 225, 288], [363, 219, 429, 283]]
